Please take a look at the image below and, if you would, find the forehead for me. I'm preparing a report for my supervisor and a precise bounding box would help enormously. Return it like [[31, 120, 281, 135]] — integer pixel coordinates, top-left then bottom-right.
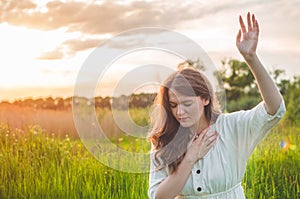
[[168, 90, 196, 102]]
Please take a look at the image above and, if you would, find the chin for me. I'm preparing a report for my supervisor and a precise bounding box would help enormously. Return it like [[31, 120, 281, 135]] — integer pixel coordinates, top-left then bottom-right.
[[179, 122, 193, 128]]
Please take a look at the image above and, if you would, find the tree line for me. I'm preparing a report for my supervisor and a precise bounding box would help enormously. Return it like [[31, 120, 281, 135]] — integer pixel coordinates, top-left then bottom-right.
[[1, 58, 299, 124], [219, 58, 300, 125], [0, 94, 157, 111]]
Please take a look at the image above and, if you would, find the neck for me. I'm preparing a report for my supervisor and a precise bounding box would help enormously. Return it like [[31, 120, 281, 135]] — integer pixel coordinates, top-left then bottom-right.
[[190, 117, 209, 134]]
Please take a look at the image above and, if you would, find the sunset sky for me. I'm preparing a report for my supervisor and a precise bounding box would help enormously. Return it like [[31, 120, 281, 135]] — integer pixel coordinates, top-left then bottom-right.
[[1, 0, 299, 102]]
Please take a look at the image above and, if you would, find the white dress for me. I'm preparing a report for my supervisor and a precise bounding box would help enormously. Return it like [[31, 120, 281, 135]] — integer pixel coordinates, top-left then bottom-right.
[[148, 100, 286, 199]]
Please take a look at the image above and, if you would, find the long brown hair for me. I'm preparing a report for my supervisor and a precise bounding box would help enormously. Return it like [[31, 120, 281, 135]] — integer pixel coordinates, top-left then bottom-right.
[[148, 66, 221, 174]]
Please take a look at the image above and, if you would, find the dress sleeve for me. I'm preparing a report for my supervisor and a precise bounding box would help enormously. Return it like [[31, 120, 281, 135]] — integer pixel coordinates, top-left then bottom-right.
[[148, 151, 168, 199], [224, 99, 286, 161]]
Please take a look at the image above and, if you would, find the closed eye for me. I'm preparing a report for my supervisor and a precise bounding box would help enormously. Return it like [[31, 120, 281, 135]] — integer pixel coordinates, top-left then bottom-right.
[[183, 103, 192, 107], [169, 102, 177, 108]]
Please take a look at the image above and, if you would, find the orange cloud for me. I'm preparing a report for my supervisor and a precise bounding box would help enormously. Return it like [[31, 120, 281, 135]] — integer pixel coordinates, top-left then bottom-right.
[[3, 0, 300, 61], [37, 38, 103, 59], [38, 50, 64, 60], [1, 0, 222, 34]]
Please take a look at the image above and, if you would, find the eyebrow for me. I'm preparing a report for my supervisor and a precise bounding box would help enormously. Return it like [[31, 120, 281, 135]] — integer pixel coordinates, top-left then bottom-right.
[[169, 99, 193, 104]]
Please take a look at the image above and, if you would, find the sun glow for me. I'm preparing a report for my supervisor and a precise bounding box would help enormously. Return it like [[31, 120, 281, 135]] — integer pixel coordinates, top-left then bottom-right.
[[0, 23, 81, 88], [0, 0, 299, 102]]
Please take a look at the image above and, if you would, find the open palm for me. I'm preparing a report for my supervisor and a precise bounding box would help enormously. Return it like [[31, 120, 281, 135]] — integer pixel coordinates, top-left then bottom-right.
[[236, 12, 259, 58]]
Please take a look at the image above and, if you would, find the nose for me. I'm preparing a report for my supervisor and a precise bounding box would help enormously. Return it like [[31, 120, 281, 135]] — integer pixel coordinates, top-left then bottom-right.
[[177, 104, 184, 116]]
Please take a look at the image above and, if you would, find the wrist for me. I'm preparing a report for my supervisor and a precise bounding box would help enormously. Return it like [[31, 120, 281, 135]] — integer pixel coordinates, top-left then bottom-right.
[[243, 52, 258, 63], [183, 154, 197, 167]]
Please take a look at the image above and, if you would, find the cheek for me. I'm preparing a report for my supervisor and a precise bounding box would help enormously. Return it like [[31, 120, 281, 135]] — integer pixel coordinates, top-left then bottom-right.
[[189, 104, 204, 119], [170, 107, 177, 117], [189, 104, 200, 114]]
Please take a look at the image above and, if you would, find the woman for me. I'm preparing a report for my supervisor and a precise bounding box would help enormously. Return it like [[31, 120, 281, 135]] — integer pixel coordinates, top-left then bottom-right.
[[148, 12, 286, 198]]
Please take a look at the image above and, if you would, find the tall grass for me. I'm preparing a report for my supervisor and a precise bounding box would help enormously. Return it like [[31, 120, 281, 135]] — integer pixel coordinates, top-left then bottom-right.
[[0, 104, 150, 139], [244, 122, 300, 198], [0, 121, 299, 198], [0, 104, 77, 138], [0, 124, 149, 199]]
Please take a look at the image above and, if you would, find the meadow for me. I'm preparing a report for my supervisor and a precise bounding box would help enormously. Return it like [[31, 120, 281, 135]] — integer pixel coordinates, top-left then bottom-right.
[[0, 105, 299, 198]]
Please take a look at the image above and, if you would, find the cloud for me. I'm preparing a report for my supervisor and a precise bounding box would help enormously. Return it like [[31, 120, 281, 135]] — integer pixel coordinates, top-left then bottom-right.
[[63, 38, 103, 52], [1, 0, 244, 34], [4, 0, 299, 59], [38, 38, 103, 59], [38, 50, 64, 60], [3, 0, 296, 35], [1, 0, 36, 11]]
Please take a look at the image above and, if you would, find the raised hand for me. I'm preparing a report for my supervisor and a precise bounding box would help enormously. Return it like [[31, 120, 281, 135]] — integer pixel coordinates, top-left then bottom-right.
[[235, 12, 283, 115], [236, 12, 259, 60]]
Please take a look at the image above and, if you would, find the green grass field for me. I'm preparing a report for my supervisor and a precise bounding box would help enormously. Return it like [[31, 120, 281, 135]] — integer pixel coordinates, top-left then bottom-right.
[[0, 121, 299, 199]]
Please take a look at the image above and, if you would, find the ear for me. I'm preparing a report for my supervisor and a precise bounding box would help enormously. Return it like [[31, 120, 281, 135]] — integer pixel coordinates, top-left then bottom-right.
[[202, 98, 210, 106]]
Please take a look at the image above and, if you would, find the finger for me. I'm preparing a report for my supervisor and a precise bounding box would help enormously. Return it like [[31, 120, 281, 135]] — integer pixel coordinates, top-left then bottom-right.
[[204, 132, 218, 144], [247, 12, 252, 32], [252, 14, 256, 29], [239, 15, 246, 33], [236, 29, 241, 45], [255, 19, 259, 35], [192, 131, 199, 141], [188, 132, 198, 147], [207, 132, 218, 139], [196, 126, 210, 141], [199, 132, 216, 148], [206, 137, 218, 148], [206, 133, 218, 144], [195, 132, 205, 143], [187, 138, 193, 148], [205, 131, 217, 140]]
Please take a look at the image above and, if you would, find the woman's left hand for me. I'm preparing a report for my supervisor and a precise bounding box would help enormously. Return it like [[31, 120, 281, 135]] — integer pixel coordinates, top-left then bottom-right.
[[236, 12, 259, 60]]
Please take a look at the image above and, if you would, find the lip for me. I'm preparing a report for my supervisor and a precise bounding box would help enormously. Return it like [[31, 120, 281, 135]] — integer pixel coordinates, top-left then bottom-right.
[[178, 117, 189, 122]]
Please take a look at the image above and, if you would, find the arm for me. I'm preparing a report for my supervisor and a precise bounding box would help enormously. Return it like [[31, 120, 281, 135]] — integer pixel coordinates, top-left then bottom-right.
[[236, 12, 282, 115], [154, 128, 218, 199], [154, 155, 195, 199]]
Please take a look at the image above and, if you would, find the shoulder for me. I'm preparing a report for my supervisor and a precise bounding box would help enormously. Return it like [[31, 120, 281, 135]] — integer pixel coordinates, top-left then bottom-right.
[[216, 101, 267, 123], [214, 110, 244, 125], [214, 100, 286, 132], [212, 105, 258, 136]]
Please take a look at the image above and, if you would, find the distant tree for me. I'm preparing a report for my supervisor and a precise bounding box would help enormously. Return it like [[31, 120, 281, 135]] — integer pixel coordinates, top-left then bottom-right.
[[64, 97, 72, 110], [284, 76, 300, 125], [129, 93, 156, 108], [45, 97, 55, 109], [54, 97, 64, 110], [270, 69, 290, 97], [33, 98, 45, 109], [268, 68, 300, 124], [177, 58, 206, 71], [95, 96, 111, 109], [219, 58, 300, 125], [23, 98, 35, 107], [219, 58, 260, 112], [111, 95, 129, 110], [0, 100, 11, 106]]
